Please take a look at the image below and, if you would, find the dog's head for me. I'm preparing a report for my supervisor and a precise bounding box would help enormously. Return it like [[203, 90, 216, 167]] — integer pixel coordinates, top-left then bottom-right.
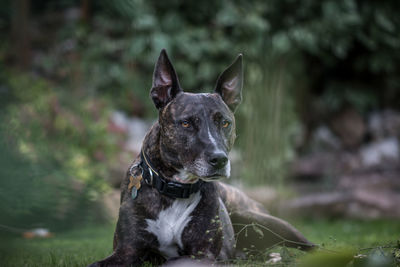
[[150, 50, 243, 183]]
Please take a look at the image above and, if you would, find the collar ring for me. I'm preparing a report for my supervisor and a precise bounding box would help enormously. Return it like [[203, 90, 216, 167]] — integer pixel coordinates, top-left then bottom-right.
[[146, 168, 154, 185]]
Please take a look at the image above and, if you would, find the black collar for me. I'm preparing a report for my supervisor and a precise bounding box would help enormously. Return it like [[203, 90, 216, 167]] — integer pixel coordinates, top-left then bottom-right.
[[138, 150, 205, 199]]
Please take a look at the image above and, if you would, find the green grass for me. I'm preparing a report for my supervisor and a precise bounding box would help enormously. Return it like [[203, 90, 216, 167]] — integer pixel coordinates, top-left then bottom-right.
[[0, 224, 115, 267], [0, 220, 399, 266], [298, 219, 400, 248]]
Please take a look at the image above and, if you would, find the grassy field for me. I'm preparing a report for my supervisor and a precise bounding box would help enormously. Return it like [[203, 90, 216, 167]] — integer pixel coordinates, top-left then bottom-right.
[[0, 219, 399, 266], [0, 224, 114, 267]]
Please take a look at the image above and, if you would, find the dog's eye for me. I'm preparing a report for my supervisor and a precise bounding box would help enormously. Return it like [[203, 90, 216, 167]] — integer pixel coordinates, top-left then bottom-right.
[[181, 121, 190, 128], [222, 120, 230, 128]]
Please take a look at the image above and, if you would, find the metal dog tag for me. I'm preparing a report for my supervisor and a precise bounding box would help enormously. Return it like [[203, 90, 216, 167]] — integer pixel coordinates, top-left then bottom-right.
[[128, 174, 142, 200], [131, 187, 138, 199]]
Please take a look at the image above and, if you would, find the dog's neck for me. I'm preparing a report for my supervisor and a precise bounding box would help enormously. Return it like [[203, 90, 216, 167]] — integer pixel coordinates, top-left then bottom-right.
[[142, 122, 180, 181]]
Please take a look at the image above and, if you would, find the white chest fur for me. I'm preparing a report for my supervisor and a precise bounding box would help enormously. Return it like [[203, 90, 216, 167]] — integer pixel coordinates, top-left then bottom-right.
[[145, 192, 202, 258]]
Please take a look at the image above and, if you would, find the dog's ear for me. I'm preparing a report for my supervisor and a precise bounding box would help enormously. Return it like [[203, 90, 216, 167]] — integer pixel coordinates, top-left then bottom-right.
[[150, 49, 182, 109], [214, 54, 243, 112]]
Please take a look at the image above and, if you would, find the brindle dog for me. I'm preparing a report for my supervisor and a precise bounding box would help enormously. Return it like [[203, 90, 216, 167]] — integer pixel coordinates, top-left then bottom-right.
[[89, 50, 313, 266]]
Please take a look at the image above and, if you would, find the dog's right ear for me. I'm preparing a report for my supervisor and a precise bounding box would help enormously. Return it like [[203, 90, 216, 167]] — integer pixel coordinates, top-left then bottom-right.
[[214, 54, 243, 113], [150, 49, 182, 109]]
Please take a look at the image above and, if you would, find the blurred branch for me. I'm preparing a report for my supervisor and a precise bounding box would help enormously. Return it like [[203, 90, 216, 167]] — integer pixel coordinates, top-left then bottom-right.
[[81, 0, 90, 23], [11, 0, 31, 69]]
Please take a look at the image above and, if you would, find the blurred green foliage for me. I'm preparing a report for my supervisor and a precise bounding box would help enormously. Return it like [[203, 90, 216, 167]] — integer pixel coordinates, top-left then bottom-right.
[[0, 71, 117, 230]]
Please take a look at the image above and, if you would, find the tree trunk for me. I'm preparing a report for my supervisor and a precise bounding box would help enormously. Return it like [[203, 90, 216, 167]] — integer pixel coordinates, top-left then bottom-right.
[[11, 0, 31, 69]]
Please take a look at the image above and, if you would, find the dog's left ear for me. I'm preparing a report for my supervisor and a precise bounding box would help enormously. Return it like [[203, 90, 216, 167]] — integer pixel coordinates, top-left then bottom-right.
[[150, 49, 182, 109], [214, 54, 243, 112]]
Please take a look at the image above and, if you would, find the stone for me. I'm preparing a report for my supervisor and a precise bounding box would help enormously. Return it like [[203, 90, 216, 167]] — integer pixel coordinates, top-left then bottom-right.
[[310, 125, 342, 151], [329, 107, 366, 148], [110, 111, 153, 154], [282, 188, 400, 219], [359, 138, 399, 168], [368, 109, 400, 140], [291, 152, 339, 180]]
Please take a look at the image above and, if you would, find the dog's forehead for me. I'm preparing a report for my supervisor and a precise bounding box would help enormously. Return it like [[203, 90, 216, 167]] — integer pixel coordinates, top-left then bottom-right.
[[166, 92, 231, 118]]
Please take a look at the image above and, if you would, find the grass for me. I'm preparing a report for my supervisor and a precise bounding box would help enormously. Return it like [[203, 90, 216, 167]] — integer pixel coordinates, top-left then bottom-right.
[[298, 219, 400, 249], [0, 224, 115, 267], [0, 219, 399, 266]]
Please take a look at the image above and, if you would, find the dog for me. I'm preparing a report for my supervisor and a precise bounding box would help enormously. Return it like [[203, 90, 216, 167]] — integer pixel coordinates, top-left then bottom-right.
[[89, 50, 313, 266]]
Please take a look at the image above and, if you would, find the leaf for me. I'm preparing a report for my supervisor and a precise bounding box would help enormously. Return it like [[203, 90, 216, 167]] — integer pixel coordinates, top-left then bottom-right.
[[299, 249, 356, 267], [393, 248, 400, 260], [252, 224, 264, 239], [280, 246, 291, 263]]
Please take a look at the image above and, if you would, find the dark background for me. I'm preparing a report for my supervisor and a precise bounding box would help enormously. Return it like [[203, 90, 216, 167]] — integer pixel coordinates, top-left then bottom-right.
[[1, 0, 399, 233]]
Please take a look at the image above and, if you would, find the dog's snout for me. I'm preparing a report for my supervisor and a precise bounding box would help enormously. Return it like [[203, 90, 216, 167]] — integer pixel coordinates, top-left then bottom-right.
[[208, 153, 228, 169]]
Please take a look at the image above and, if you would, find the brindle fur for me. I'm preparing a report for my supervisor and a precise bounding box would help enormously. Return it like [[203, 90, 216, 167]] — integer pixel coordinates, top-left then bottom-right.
[[89, 50, 313, 267]]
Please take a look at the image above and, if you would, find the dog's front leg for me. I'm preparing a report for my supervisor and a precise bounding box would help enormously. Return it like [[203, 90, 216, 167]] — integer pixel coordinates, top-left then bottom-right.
[[88, 248, 140, 267], [88, 201, 146, 267], [180, 208, 224, 262], [181, 232, 222, 262], [88, 235, 142, 267]]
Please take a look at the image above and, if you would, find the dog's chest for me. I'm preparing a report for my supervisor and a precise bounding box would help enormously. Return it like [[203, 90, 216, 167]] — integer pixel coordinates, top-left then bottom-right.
[[145, 192, 202, 258]]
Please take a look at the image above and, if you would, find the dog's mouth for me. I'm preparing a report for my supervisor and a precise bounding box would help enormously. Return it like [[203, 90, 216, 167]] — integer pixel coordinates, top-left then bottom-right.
[[170, 157, 232, 183], [200, 174, 227, 182], [173, 176, 199, 184], [173, 172, 226, 184]]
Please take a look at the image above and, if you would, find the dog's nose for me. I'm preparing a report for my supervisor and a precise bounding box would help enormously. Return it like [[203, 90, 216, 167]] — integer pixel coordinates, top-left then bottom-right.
[[208, 153, 228, 169]]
